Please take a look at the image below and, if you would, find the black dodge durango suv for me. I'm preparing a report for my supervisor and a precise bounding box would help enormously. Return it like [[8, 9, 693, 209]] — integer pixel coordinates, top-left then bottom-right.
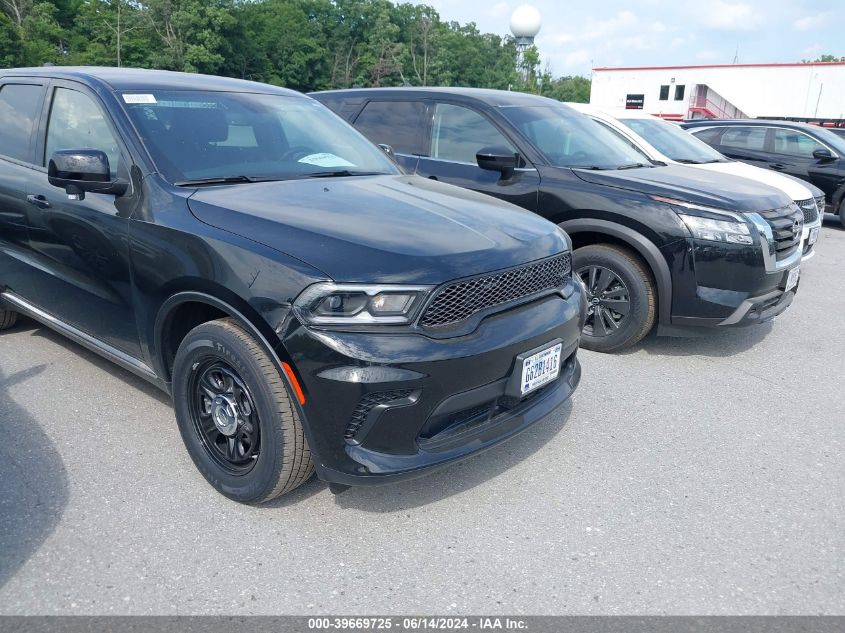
[[0, 68, 585, 503], [314, 88, 805, 353]]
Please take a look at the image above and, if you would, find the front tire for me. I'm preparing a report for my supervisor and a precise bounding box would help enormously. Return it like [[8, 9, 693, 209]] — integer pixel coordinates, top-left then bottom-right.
[[172, 318, 314, 503], [0, 309, 18, 331], [573, 244, 656, 353], [839, 199, 845, 229]]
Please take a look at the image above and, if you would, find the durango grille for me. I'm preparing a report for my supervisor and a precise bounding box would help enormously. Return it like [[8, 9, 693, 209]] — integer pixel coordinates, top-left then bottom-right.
[[345, 389, 413, 442], [796, 198, 819, 224], [757, 205, 803, 261], [419, 253, 572, 328]]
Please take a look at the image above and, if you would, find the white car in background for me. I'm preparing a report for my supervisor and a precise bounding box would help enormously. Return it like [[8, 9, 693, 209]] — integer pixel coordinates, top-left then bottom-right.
[[567, 103, 824, 260]]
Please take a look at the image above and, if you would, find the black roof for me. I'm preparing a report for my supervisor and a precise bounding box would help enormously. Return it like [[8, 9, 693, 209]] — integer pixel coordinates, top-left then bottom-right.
[[312, 87, 564, 108], [1, 66, 302, 96]]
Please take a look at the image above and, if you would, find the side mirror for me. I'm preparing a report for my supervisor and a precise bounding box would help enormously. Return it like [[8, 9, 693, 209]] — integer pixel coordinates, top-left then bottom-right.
[[378, 144, 395, 158], [476, 146, 519, 178], [813, 148, 835, 161], [48, 149, 128, 200]]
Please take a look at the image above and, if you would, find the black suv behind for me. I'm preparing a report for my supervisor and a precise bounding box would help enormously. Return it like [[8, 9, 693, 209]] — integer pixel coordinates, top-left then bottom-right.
[[314, 88, 804, 352], [0, 68, 585, 502], [682, 119, 845, 228]]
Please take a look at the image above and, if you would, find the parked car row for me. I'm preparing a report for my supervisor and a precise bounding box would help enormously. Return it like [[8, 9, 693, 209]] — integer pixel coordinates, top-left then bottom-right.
[[681, 118, 845, 228], [0, 67, 816, 504]]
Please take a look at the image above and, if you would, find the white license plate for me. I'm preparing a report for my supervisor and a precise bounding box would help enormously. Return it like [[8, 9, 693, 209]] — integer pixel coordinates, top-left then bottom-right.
[[520, 343, 562, 396], [809, 227, 820, 245], [785, 266, 800, 292]]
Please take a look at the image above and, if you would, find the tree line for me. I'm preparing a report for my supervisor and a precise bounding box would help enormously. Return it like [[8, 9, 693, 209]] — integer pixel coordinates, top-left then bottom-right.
[[0, 0, 591, 101]]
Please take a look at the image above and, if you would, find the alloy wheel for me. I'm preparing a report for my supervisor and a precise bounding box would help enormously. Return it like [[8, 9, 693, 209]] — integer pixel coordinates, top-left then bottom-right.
[[577, 265, 632, 337]]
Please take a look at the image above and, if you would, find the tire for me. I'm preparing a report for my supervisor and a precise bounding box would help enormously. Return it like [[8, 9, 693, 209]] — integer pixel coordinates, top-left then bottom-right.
[[0, 309, 18, 331], [172, 318, 314, 503], [839, 199, 845, 229], [573, 244, 656, 353]]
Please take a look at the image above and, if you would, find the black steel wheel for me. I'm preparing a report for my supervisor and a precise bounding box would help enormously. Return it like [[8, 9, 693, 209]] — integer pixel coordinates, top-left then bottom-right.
[[189, 360, 261, 475], [172, 318, 314, 503], [572, 244, 656, 353]]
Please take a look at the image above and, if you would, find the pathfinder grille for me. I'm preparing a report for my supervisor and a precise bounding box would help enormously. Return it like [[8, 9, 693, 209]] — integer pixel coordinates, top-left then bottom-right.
[[796, 198, 819, 224], [757, 205, 803, 261], [420, 253, 572, 328]]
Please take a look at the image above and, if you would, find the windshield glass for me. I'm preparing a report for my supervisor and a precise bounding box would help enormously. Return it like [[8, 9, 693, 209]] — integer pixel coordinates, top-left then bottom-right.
[[619, 117, 727, 164], [810, 125, 845, 155], [121, 91, 398, 183], [499, 105, 653, 169]]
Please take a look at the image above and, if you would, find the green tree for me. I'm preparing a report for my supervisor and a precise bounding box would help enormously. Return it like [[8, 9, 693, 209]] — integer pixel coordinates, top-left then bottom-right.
[[0, 10, 24, 66]]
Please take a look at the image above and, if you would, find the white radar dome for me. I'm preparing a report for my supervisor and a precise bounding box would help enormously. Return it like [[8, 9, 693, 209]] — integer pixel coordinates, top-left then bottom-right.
[[510, 5, 542, 38]]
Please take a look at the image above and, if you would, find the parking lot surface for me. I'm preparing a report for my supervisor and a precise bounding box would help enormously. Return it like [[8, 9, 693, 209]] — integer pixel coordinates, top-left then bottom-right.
[[1, 219, 843, 616]]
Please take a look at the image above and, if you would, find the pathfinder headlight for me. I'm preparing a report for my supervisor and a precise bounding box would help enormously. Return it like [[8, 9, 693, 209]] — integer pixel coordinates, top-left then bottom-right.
[[678, 214, 753, 245], [652, 195, 753, 245], [294, 283, 432, 325]]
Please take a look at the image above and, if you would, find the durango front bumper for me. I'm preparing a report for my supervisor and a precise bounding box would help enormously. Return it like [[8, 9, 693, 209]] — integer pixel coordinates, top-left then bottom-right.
[[280, 287, 583, 486]]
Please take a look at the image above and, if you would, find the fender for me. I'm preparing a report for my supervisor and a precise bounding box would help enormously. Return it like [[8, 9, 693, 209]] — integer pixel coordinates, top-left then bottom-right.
[[153, 290, 327, 476], [559, 218, 673, 326]]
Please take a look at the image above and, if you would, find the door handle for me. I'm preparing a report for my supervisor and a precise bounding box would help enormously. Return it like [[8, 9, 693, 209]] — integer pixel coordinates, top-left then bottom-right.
[[26, 194, 51, 209], [770, 163, 786, 171]]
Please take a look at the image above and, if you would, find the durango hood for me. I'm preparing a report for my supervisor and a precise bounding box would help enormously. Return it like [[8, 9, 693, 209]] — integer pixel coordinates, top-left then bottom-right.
[[572, 164, 793, 213], [187, 175, 565, 284]]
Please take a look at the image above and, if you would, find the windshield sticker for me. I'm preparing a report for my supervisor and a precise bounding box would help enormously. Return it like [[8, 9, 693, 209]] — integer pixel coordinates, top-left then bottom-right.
[[123, 94, 157, 104], [297, 153, 355, 168]]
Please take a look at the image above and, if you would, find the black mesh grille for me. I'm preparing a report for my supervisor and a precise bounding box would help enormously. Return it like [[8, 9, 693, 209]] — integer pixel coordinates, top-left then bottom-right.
[[796, 198, 819, 224], [757, 205, 803, 261], [345, 389, 413, 441], [420, 253, 572, 328]]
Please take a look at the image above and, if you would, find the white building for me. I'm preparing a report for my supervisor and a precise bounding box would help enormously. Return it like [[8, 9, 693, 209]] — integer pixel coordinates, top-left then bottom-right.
[[589, 62, 845, 122]]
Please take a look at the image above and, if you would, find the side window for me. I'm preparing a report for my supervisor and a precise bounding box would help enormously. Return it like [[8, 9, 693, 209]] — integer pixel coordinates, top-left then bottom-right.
[[45, 88, 121, 177], [0, 83, 43, 163], [659, 85, 670, 101], [719, 126, 767, 152], [430, 103, 514, 164], [689, 127, 725, 145], [674, 85, 685, 101], [354, 100, 426, 155], [772, 129, 825, 158]]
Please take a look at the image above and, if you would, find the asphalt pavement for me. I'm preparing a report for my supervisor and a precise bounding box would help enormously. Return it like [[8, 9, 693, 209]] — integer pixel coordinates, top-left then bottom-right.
[[0, 217, 843, 615]]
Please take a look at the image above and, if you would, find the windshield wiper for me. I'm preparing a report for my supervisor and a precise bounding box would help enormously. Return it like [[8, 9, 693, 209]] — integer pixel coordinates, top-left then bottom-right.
[[302, 170, 386, 178], [571, 165, 606, 170], [617, 162, 653, 170], [675, 158, 703, 164], [174, 175, 264, 187]]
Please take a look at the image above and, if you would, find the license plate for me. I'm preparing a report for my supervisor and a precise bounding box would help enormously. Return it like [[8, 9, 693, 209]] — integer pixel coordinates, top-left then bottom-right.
[[808, 227, 819, 245], [785, 266, 800, 292], [520, 343, 562, 396]]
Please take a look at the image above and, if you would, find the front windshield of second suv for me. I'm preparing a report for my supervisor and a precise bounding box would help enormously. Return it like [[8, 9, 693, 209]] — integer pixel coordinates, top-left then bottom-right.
[[619, 116, 728, 164], [122, 91, 398, 184], [499, 104, 654, 170]]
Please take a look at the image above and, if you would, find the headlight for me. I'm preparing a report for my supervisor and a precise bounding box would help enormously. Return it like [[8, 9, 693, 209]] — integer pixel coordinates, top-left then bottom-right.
[[678, 214, 753, 245], [651, 195, 753, 245], [293, 283, 432, 325]]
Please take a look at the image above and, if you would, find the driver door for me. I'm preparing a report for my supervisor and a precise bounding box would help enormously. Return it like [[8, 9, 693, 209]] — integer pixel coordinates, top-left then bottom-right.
[[23, 80, 141, 357], [414, 102, 540, 212]]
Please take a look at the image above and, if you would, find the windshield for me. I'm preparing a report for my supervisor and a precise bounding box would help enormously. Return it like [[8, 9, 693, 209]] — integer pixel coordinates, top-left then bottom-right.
[[121, 91, 398, 183], [809, 125, 845, 155], [499, 105, 653, 170], [619, 117, 727, 164]]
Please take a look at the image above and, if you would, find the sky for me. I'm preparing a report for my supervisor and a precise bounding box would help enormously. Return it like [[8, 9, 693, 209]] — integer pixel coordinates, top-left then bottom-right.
[[407, 0, 844, 77]]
